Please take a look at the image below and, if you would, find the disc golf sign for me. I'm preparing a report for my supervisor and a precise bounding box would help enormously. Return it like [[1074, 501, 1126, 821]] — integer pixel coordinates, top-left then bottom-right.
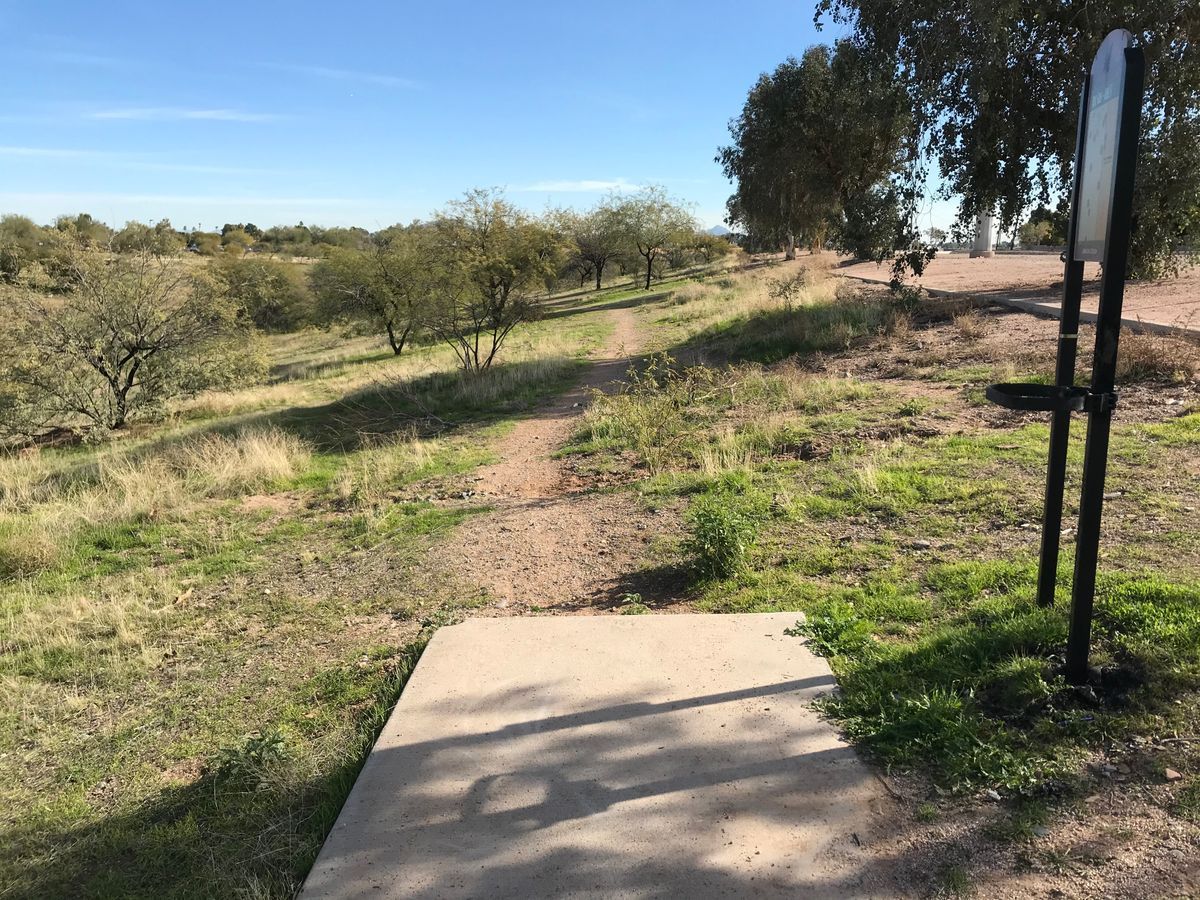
[[985, 30, 1145, 684], [1075, 33, 1137, 263]]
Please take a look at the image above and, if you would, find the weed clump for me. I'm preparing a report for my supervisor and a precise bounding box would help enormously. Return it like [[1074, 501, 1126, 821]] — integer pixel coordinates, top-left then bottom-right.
[[786, 599, 874, 657]]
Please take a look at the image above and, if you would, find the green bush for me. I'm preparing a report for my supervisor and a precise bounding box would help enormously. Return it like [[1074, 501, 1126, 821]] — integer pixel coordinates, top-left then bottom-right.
[[685, 494, 759, 578]]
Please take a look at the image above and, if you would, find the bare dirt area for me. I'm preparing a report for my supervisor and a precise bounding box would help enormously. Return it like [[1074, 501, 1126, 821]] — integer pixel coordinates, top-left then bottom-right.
[[857, 772, 1200, 900], [808, 290, 1200, 428], [434, 303, 688, 613], [839, 251, 1200, 332]]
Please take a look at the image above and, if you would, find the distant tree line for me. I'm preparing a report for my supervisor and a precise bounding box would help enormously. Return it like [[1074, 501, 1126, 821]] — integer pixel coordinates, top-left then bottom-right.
[[0, 186, 725, 436]]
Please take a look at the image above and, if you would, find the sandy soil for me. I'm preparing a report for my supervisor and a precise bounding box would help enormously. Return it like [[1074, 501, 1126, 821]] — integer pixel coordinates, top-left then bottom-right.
[[839, 252, 1200, 331], [435, 303, 688, 612]]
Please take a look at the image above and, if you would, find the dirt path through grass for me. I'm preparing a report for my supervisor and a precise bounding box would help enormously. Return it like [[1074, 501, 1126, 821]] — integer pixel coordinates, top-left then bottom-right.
[[438, 303, 683, 611]]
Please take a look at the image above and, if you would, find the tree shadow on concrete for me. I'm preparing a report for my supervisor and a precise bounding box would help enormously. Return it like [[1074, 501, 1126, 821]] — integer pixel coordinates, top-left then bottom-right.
[[297, 666, 979, 899]]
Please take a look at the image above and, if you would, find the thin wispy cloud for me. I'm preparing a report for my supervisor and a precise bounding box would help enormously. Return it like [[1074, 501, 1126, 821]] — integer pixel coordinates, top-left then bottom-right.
[[0, 192, 355, 208], [262, 63, 419, 89], [87, 107, 284, 123], [0, 146, 96, 159], [0, 146, 287, 176], [517, 178, 640, 193]]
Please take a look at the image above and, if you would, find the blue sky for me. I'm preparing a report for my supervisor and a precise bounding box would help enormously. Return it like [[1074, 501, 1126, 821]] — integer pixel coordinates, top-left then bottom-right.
[[0, 2, 954, 233]]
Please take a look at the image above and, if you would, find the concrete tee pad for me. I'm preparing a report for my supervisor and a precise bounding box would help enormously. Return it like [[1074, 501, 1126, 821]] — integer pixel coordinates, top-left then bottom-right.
[[301, 614, 889, 898]]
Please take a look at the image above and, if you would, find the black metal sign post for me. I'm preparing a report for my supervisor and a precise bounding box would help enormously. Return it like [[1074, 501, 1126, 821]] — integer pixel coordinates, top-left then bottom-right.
[[1065, 33, 1145, 684], [1036, 75, 1091, 610], [985, 30, 1145, 685]]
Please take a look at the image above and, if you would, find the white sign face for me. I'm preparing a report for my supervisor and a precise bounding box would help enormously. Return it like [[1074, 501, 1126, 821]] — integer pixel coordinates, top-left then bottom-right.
[[1074, 30, 1134, 262]]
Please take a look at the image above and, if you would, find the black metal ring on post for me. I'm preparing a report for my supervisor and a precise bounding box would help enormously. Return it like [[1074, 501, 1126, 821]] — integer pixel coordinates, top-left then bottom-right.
[[985, 383, 1090, 413]]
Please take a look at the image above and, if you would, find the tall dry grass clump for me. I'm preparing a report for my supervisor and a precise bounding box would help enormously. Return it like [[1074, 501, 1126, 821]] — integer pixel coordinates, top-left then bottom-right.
[[333, 432, 436, 511], [176, 427, 311, 497], [1118, 330, 1199, 383]]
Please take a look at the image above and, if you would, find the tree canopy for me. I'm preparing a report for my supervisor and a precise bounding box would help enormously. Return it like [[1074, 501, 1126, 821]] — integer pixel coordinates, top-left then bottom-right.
[[0, 249, 261, 432], [427, 190, 561, 372], [817, 1, 1200, 277]]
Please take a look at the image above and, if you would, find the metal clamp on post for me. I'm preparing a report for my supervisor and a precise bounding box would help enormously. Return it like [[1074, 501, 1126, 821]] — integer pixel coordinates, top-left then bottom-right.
[[1083, 391, 1118, 413]]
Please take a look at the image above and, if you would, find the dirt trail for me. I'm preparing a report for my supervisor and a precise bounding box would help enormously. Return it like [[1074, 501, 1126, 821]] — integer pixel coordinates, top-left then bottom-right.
[[438, 303, 683, 612]]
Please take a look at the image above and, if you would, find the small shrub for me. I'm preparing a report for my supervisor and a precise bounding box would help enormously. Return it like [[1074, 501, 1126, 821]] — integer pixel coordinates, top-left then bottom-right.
[[1174, 781, 1200, 823], [582, 354, 720, 472], [213, 728, 291, 791], [889, 284, 924, 312], [979, 656, 1055, 719], [767, 271, 810, 307], [618, 592, 651, 615], [0, 519, 62, 577], [685, 494, 759, 578]]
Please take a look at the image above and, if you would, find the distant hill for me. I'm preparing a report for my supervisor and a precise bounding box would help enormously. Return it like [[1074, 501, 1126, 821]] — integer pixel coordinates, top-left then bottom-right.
[[707, 225, 731, 236]]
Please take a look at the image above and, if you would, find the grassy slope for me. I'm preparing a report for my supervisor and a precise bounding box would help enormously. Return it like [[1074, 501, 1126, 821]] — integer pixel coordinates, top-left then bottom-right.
[[0, 293, 617, 899], [571, 264, 1200, 811]]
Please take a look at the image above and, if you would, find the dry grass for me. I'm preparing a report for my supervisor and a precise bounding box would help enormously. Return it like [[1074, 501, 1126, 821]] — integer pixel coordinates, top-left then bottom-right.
[[1118, 330, 1199, 383], [176, 428, 311, 497], [953, 309, 991, 341], [0, 571, 177, 688], [652, 263, 840, 348], [333, 432, 436, 511], [0, 427, 311, 578]]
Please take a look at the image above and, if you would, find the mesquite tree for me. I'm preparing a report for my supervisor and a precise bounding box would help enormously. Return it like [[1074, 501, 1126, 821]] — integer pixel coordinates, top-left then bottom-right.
[[616, 187, 697, 290], [309, 228, 430, 355], [426, 190, 560, 372], [0, 248, 261, 433]]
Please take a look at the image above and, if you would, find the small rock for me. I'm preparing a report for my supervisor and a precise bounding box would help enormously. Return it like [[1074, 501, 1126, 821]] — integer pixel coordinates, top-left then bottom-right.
[[1165, 768, 1184, 782], [1032, 825, 1050, 838], [910, 539, 932, 550]]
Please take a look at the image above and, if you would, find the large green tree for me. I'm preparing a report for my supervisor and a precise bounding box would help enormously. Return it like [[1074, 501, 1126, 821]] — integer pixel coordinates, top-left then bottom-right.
[[717, 42, 913, 261], [817, 1, 1200, 277], [216, 257, 313, 332]]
